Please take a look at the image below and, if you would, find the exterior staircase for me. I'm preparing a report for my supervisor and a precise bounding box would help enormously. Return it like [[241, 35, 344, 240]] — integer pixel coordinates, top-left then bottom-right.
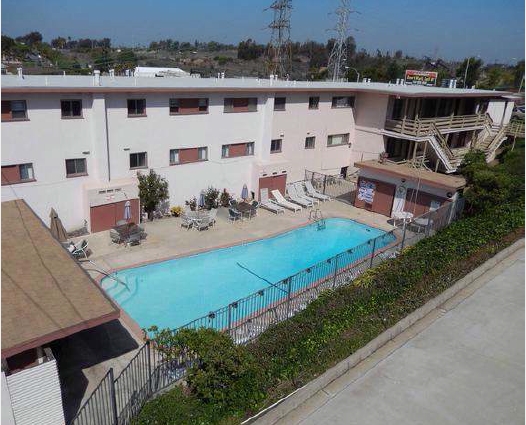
[[384, 113, 516, 173]]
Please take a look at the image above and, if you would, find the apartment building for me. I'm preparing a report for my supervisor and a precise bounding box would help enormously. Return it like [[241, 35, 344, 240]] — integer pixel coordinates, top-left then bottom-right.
[[1, 73, 515, 231]]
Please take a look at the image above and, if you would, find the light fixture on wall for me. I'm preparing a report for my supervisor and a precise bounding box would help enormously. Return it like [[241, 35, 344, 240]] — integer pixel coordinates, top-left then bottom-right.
[[82, 151, 90, 155], [123, 148, 130, 151]]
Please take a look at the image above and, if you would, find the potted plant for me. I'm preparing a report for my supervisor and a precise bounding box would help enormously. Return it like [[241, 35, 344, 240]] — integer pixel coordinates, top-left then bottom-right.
[[170, 206, 183, 217], [220, 188, 232, 207], [185, 197, 197, 211]]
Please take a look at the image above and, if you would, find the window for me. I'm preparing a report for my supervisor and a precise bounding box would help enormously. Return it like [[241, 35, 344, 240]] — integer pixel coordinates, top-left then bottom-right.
[[305, 136, 315, 149], [224, 98, 258, 113], [61, 100, 82, 118], [65, 158, 87, 177], [130, 152, 147, 169], [274, 97, 286, 111], [127, 99, 146, 117], [331, 96, 355, 108], [170, 147, 208, 165], [221, 142, 254, 158], [170, 98, 208, 115], [1, 100, 27, 121], [1, 163, 34, 185], [270, 139, 282, 153], [327, 133, 350, 147], [309, 96, 319, 110]]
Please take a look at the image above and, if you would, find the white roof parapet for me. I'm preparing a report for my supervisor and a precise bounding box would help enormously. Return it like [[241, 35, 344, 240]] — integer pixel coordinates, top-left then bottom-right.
[[0, 74, 512, 98]]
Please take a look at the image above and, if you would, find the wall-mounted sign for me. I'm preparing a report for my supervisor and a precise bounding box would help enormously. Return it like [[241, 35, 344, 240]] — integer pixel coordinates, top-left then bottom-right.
[[357, 179, 376, 204], [404, 70, 438, 87]]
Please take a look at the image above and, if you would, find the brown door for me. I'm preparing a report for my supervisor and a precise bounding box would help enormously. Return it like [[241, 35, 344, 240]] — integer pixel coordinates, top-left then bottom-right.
[[90, 199, 140, 233], [258, 174, 287, 199], [404, 190, 446, 216], [354, 177, 396, 217]]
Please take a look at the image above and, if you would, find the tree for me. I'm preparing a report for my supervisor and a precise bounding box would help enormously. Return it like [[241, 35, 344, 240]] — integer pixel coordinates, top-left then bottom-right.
[[1, 35, 15, 54], [386, 60, 401, 82], [138, 170, 169, 220], [15, 31, 42, 46], [92, 48, 113, 72], [116, 49, 137, 68], [514, 60, 524, 88], [394, 50, 403, 60], [51, 37, 67, 49], [456, 57, 483, 88], [237, 39, 264, 60]]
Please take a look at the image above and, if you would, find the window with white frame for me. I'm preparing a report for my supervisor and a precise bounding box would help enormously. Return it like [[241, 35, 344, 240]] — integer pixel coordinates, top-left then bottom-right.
[[331, 96, 355, 108], [130, 152, 147, 169], [270, 139, 282, 153], [305, 136, 315, 149], [327, 133, 349, 147], [65, 158, 87, 177]]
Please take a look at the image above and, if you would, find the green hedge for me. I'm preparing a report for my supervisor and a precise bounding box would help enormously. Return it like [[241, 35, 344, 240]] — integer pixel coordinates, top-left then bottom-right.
[[137, 202, 524, 424]]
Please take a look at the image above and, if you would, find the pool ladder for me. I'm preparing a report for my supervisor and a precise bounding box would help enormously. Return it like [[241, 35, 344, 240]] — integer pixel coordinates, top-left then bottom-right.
[[309, 208, 326, 230]]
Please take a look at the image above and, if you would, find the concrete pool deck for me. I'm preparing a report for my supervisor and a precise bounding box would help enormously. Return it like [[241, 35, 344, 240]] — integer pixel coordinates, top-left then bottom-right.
[[76, 201, 394, 279]]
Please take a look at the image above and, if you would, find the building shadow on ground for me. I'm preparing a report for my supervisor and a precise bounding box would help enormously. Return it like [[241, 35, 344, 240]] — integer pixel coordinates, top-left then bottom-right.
[[49, 319, 139, 423]]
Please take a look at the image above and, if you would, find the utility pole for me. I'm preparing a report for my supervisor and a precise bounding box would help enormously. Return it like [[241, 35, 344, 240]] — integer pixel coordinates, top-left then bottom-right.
[[463, 57, 471, 88], [327, 0, 355, 82], [265, 0, 292, 79]]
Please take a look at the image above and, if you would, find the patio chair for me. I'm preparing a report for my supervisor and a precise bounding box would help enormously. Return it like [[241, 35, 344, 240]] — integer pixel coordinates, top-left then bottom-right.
[[110, 228, 122, 244], [229, 199, 238, 208], [291, 182, 320, 205], [304, 180, 331, 201], [127, 231, 141, 246], [271, 190, 302, 212], [285, 185, 313, 208], [228, 208, 242, 223], [71, 239, 89, 259], [180, 214, 193, 230], [195, 217, 211, 231], [259, 188, 285, 214], [208, 208, 218, 226], [249, 201, 259, 218]]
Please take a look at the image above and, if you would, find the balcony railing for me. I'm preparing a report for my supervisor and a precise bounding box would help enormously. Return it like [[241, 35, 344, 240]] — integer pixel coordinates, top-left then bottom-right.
[[385, 114, 487, 137]]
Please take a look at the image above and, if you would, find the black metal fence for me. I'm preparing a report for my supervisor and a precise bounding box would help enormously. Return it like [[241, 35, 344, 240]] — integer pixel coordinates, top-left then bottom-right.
[[69, 197, 464, 425], [305, 170, 357, 204], [69, 342, 192, 425]]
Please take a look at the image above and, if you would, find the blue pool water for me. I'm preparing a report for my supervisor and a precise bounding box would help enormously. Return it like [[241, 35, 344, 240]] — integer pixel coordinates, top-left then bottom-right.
[[102, 218, 394, 331]]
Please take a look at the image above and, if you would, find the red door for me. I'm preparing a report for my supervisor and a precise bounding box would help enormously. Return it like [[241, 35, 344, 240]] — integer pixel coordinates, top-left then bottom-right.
[[258, 174, 287, 199], [354, 177, 396, 217], [90, 199, 140, 233]]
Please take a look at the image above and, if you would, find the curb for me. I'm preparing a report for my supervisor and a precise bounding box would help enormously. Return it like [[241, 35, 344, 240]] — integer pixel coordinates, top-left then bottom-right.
[[249, 238, 525, 425]]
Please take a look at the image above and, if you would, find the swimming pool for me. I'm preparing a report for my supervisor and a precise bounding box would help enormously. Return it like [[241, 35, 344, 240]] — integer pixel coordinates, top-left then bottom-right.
[[102, 218, 395, 331]]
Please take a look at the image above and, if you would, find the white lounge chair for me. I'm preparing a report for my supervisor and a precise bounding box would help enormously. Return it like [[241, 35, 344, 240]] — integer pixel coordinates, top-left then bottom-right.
[[285, 184, 314, 207], [259, 188, 285, 214], [291, 182, 320, 205], [304, 180, 331, 201], [271, 190, 302, 212]]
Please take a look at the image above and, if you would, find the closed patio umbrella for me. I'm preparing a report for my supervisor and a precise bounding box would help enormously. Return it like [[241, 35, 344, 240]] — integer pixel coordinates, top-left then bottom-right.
[[198, 192, 205, 209], [241, 184, 248, 200], [124, 200, 132, 222], [49, 208, 68, 242]]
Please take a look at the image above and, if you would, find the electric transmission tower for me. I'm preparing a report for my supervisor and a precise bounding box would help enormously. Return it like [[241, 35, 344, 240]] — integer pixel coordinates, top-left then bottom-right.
[[265, 0, 292, 78], [327, 0, 354, 81]]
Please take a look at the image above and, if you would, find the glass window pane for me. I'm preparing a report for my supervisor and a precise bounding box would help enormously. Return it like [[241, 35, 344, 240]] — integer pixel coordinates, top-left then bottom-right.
[[170, 149, 179, 164], [222, 145, 229, 158], [61, 101, 71, 117], [72, 101, 82, 116], [19, 163, 33, 180], [76, 159, 86, 174], [66, 160, 76, 175], [198, 147, 207, 160]]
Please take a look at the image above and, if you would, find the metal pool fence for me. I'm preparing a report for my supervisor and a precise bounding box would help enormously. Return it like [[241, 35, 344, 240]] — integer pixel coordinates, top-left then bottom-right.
[[305, 169, 357, 204], [69, 198, 464, 425]]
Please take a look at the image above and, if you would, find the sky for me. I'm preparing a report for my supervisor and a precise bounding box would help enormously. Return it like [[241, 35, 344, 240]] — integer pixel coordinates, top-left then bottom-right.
[[2, 0, 524, 64]]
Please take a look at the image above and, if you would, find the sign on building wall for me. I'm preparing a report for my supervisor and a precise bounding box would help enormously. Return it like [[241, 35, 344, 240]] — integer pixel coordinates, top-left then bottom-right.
[[357, 179, 376, 204], [404, 70, 438, 87]]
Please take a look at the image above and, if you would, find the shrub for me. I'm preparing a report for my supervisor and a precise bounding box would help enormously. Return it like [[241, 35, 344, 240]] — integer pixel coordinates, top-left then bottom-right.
[[170, 206, 183, 217], [185, 197, 197, 211], [220, 189, 232, 207], [137, 170, 169, 220], [146, 328, 265, 418], [203, 187, 220, 210]]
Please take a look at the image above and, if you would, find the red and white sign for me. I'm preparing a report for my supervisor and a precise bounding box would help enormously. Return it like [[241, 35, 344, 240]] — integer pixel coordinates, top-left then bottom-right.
[[404, 70, 438, 87]]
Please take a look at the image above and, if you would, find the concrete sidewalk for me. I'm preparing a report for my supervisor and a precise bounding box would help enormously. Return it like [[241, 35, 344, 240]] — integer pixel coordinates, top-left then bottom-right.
[[267, 246, 524, 425]]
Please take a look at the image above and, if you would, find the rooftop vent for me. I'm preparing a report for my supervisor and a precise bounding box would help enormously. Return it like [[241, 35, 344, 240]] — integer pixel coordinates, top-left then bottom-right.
[[93, 70, 101, 86], [17, 67, 23, 79]]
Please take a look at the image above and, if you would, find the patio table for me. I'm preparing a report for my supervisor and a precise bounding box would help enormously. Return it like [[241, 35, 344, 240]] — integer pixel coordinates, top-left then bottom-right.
[[236, 202, 253, 219], [186, 210, 210, 227]]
